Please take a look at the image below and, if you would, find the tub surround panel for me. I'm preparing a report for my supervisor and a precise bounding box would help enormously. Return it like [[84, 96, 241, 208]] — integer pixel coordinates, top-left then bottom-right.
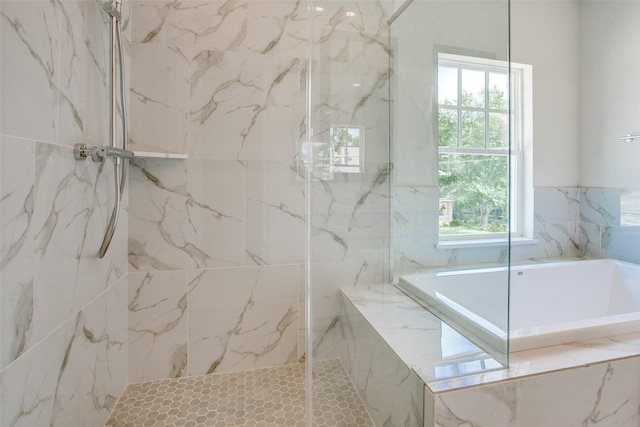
[[533, 187, 580, 224], [311, 259, 386, 360], [393, 187, 585, 278], [430, 358, 640, 427], [187, 265, 300, 375], [580, 188, 621, 227], [602, 226, 640, 265], [340, 291, 425, 427], [128, 271, 189, 383]]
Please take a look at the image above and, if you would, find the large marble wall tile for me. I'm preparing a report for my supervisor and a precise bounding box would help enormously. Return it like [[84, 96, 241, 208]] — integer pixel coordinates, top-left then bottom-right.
[[432, 357, 640, 426], [83, 0, 110, 148], [131, 1, 249, 51], [31, 142, 126, 348], [53, 277, 128, 427], [580, 188, 621, 226], [54, 0, 86, 147], [1, 278, 128, 427], [129, 43, 190, 154], [189, 49, 301, 160], [128, 271, 188, 383], [129, 158, 245, 271], [433, 381, 518, 427], [620, 189, 640, 226], [578, 222, 602, 258], [132, 0, 310, 56], [1, 137, 35, 369], [246, 160, 305, 266], [0, 316, 77, 427], [339, 293, 425, 427], [516, 359, 640, 426], [533, 187, 580, 223], [187, 265, 299, 375], [602, 225, 640, 264], [310, 164, 391, 266], [1, 1, 62, 143], [245, 1, 309, 58], [311, 259, 385, 359]]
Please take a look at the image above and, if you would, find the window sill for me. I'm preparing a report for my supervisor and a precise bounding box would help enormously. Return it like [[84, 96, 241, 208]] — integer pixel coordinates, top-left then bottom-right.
[[436, 237, 539, 249]]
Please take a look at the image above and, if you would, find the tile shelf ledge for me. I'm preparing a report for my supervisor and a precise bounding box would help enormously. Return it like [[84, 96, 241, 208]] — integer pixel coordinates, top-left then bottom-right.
[[131, 151, 188, 159]]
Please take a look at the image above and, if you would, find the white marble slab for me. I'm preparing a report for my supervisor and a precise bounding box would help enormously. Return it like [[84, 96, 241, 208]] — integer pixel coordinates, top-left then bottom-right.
[[187, 265, 300, 375], [341, 284, 640, 395], [128, 271, 188, 383]]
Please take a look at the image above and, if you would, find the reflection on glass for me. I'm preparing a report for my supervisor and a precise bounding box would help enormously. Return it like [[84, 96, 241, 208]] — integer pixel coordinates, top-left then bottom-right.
[[330, 126, 363, 173], [438, 67, 458, 105], [461, 111, 485, 148], [489, 72, 508, 110], [438, 109, 458, 147], [462, 69, 485, 108], [489, 112, 509, 148]]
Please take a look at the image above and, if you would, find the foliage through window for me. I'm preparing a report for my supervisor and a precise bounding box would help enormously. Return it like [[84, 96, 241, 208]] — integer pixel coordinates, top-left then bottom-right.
[[437, 53, 522, 239]]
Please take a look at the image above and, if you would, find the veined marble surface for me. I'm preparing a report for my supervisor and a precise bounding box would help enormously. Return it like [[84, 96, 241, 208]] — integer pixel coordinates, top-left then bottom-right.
[[341, 284, 640, 393]]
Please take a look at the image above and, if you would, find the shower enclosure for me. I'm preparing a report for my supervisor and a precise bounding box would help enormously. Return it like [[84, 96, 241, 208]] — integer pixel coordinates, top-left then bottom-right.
[[3, 0, 640, 425], [307, 0, 510, 423]]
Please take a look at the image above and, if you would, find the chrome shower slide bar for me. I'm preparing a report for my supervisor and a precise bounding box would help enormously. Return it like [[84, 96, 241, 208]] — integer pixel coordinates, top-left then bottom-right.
[[73, 0, 128, 259]]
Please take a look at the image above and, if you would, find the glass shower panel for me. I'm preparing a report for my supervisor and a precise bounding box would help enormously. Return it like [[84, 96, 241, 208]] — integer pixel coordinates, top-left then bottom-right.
[[306, 0, 394, 425], [390, 0, 511, 368]]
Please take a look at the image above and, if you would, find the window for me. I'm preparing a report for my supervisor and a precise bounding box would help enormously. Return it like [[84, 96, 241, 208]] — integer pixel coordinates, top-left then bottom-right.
[[437, 53, 531, 242]]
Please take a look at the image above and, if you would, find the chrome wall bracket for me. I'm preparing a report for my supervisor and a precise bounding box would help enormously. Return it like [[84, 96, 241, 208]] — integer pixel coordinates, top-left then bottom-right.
[[74, 143, 135, 162], [618, 135, 640, 143]]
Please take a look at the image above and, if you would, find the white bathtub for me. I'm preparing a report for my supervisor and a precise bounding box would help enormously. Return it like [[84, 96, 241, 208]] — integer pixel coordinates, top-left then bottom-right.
[[397, 259, 640, 352]]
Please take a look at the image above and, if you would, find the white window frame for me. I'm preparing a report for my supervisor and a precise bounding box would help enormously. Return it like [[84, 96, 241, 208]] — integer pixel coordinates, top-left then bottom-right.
[[436, 53, 533, 244]]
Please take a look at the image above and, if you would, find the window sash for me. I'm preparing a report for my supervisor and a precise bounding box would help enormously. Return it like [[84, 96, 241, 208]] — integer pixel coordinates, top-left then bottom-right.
[[437, 53, 525, 240]]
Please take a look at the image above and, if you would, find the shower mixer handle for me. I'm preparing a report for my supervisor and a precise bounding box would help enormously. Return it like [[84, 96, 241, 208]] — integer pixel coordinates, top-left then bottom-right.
[[74, 143, 135, 162]]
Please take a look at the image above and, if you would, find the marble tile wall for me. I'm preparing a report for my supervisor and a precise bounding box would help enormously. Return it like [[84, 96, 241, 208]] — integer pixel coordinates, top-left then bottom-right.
[[428, 356, 640, 426], [0, 1, 131, 424], [392, 187, 583, 279], [127, 0, 309, 382], [127, 0, 394, 382], [339, 292, 425, 427]]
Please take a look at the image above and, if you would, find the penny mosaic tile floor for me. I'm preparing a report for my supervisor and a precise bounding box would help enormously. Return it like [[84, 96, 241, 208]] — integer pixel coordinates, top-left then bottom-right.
[[104, 359, 373, 427]]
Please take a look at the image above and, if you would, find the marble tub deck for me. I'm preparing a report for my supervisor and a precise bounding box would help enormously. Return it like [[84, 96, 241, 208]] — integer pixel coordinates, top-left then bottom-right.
[[341, 284, 640, 393]]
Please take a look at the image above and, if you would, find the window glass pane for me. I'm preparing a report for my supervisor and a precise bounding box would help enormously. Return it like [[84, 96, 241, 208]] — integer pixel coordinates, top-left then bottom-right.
[[438, 108, 458, 147], [461, 111, 485, 148], [489, 73, 508, 110], [438, 153, 508, 234], [438, 67, 458, 105], [488, 112, 508, 148], [461, 69, 485, 108]]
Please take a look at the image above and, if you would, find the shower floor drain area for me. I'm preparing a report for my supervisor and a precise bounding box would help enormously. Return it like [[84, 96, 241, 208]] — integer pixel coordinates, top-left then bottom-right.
[[104, 359, 373, 427]]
